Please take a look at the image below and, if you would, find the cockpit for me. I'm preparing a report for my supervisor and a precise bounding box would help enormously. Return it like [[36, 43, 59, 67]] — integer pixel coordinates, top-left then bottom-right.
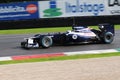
[[72, 26, 87, 31], [72, 26, 91, 33]]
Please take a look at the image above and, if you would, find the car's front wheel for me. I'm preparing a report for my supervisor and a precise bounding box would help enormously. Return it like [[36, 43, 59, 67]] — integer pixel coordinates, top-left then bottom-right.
[[40, 36, 53, 48]]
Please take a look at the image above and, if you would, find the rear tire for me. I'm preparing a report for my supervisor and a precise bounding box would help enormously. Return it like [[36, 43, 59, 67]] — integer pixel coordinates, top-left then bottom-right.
[[40, 36, 53, 48], [102, 32, 114, 44]]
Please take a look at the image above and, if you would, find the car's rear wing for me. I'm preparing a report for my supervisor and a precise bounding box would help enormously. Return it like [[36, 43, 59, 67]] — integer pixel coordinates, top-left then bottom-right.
[[98, 23, 115, 35]]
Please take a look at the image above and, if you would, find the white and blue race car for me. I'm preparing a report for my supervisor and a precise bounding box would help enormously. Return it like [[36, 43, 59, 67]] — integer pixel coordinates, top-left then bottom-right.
[[21, 23, 115, 49]]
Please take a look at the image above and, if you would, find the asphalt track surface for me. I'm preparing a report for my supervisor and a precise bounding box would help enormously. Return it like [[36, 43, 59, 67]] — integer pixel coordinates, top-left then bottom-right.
[[0, 30, 120, 57]]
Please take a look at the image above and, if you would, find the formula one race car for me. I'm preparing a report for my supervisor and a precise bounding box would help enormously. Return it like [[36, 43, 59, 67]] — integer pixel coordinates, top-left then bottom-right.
[[21, 23, 115, 49]]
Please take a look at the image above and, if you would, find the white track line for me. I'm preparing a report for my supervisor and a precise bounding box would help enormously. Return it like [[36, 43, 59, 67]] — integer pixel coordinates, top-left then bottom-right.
[[0, 57, 12, 61], [64, 49, 118, 56]]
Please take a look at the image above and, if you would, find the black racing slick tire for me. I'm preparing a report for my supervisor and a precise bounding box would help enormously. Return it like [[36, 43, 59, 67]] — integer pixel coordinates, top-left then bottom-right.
[[103, 32, 114, 44], [40, 36, 53, 48]]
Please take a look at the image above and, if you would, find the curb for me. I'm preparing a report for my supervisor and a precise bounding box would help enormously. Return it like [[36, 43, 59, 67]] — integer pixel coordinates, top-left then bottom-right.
[[0, 48, 120, 61]]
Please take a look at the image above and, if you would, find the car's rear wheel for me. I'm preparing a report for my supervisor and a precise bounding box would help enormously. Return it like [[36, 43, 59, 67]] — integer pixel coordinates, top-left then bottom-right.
[[102, 32, 114, 44], [40, 36, 53, 48]]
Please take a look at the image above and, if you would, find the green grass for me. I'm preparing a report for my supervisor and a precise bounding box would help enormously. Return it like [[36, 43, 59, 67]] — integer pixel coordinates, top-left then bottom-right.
[[0, 25, 119, 34], [0, 27, 72, 34], [115, 25, 120, 30], [0, 52, 120, 65]]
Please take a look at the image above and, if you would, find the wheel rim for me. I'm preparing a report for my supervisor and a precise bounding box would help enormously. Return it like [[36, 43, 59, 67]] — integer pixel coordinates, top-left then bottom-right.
[[106, 35, 111, 40], [41, 36, 53, 48], [44, 38, 51, 47]]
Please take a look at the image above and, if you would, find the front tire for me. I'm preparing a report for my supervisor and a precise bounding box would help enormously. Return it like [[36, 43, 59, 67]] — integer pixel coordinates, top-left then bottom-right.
[[40, 36, 53, 48]]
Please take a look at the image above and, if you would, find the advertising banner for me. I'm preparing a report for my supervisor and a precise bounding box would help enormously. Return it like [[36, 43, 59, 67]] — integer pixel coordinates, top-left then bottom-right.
[[0, 0, 120, 20], [0, 1, 39, 21], [107, 0, 120, 15], [38, 0, 120, 18]]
